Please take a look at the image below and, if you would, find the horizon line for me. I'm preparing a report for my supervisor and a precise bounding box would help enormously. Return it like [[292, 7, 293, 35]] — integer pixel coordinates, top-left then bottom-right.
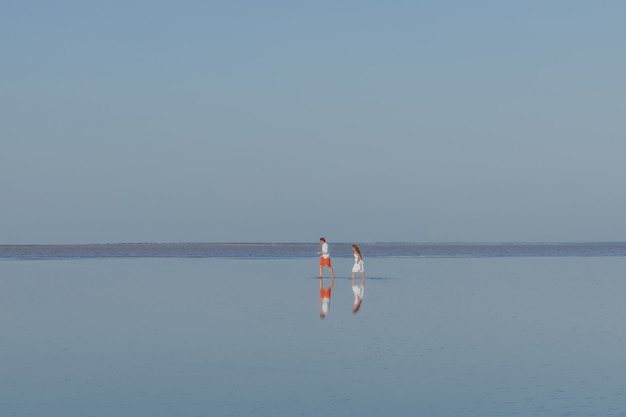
[[2, 241, 626, 246]]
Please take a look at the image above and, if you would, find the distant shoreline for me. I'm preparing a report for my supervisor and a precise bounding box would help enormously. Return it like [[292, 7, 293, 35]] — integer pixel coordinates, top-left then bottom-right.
[[2, 241, 625, 246], [1, 242, 625, 260]]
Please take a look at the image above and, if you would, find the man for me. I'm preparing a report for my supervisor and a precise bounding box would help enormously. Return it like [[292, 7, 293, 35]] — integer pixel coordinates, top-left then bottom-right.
[[317, 237, 335, 279]]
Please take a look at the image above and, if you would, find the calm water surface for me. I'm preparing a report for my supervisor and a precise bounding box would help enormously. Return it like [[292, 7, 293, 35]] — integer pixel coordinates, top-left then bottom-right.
[[2, 245, 626, 416]]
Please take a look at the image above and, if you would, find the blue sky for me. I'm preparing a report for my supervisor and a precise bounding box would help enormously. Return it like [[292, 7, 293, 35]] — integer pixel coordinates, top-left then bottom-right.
[[2, 1, 625, 244]]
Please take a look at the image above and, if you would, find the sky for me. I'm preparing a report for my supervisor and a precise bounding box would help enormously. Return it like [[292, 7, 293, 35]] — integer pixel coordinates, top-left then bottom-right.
[[2, 1, 625, 244]]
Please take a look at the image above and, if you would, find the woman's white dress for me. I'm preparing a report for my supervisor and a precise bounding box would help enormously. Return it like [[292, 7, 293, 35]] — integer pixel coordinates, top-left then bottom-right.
[[352, 254, 364, 272]]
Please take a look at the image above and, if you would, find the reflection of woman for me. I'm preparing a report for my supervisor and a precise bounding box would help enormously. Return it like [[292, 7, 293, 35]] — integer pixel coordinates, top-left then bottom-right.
[[319, 275, 334, 319], [351, 244, 365, 313]]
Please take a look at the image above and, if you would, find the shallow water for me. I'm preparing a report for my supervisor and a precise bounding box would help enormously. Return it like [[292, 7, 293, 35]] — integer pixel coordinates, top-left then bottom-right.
[[2, 256, 626, 416]]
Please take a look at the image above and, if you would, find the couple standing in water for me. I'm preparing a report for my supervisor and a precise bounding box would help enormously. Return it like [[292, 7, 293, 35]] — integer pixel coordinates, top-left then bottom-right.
[[317, 238, 365, 318]]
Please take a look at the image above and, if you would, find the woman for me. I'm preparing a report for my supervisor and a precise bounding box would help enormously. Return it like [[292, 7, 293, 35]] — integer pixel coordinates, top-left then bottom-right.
[[351, 244, 365, 313]]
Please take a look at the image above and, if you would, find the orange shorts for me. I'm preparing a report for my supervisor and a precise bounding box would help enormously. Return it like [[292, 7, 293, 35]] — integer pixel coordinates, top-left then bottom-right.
[[320, 257, 332, 267]]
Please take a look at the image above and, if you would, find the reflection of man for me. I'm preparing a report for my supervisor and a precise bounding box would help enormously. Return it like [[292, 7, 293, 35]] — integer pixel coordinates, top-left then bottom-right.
[[319, 275, 334, 319], [317, 238, 335, 279]]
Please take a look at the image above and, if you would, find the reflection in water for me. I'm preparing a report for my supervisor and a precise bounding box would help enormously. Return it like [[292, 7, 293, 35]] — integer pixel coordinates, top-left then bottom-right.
[[5, 257, 626, 416], [319, 275, 334, 318], [352, 282, 364, 313]]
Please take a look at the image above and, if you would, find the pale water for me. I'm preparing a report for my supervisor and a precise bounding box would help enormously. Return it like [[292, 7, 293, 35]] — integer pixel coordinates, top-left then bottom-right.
[[2, 244, 626, 416]]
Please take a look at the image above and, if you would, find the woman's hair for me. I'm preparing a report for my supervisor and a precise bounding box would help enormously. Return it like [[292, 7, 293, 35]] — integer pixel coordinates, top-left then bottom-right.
[[352, 244, 362, 259]]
